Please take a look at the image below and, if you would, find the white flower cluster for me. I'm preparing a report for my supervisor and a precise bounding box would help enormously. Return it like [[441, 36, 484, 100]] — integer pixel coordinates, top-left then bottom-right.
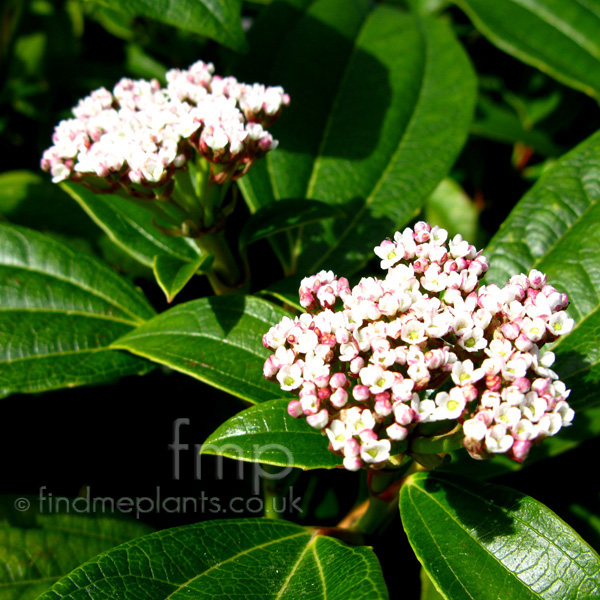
[[262, 222, 575, 471], [41, 61, 289, 187]]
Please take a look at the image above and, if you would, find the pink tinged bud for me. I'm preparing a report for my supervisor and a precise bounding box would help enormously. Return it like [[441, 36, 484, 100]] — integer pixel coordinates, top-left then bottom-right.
[[413, 258, 428, 273], [344, 438, 360, 457], [359, 429, 378, 443], [486, 375, 502, 392], [350, 356, 365, 375], [502, 322, 520, 340], [287, 400, 303, 418], [374, 396, 393, 417], [513, 377, 531, 393], [353, 385, 371, 402], [320, 333, 337, 347], [330, 388, 349, 408], [307, 409, 329, 429], [528, 269, 546, 289], [462, 384, 479, 403], [299, 382, 316, 398], [515, 333, 534, 351], [387, 423, 408, 441], [560, 293, 569, 309], [263, 356, 280, 379], [343, 456, 362, 471], [394, 402, 415, 426], [444, 260, 458, 273], [510, 439, 532, 463], [330, 372, 348, 389], [532, 378, 551, 396], [318, 387, 331, 401]]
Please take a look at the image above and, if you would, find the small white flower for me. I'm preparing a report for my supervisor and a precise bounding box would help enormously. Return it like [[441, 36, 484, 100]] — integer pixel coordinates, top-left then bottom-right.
[[276, 364, 303, 391], [451, 360, 484, 386], [360, 439, 391, 464], [326, 420, 349, 450], [463, 418, 487, 441], [485, 424, 514, 453], [547, 312, 575, 336]]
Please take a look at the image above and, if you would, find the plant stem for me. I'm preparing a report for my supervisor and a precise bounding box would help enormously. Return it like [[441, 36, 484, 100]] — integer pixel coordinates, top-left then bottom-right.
[[196, 232, 243, 295]]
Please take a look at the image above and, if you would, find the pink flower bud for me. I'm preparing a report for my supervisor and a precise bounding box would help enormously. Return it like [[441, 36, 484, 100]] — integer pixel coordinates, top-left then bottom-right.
[[486, 374, 502, 392], [287, 400, 303, 418], [330, 372, 348, 389], [344, 438, 360, 457], [350, 356, 365, 375], [462, 384, 479, 402], [330, 388, 348, 408], [532, 378, 551, 396], [353, 385, 371, 402], [513, 377, 531, 393], [501, 322, 520, 340], [318, 387, 331, 401], [510, 439, 532, 463]]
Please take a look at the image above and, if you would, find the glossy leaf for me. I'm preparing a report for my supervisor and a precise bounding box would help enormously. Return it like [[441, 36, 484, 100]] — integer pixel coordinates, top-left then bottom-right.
[[0, 223, 154, 397], [420, 568, 445, 600], [401, 471, 600, 599], [259, 276, 305, 312], [484, 130, 600, 411], [453, 0, 600, 99], [113, 295, 290, 403], [202, 398, 342, 469], [89, 0, 246, 50], [61, 182, 203, 268], [238, 0, 476, 275], [0, 496, 153, 599], [38, 519, 388, 600], [153, 252, 213, 303], [239, 198, 341, 249]]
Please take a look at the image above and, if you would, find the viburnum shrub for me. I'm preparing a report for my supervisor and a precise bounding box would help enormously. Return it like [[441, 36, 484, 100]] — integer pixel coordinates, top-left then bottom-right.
[[3, 0, 600, 598]]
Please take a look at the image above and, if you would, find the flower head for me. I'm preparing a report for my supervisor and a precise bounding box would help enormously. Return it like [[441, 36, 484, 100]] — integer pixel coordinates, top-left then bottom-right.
[[263, 223, 574, 470]]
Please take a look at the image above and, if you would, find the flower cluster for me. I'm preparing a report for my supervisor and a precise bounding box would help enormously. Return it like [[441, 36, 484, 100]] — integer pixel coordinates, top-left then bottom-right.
[[263, 222, 575, 471], [41, 61, 289, 188]]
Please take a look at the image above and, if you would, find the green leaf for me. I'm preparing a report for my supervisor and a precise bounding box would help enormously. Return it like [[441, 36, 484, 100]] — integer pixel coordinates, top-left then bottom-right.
[[453, 0, 600, 100], [61, 182, 203, 269], [420, 568, 445, 600], [0, 495, 153, 599], [38, 519, 388, 600], [239, 198, 341, 249], [484, 130, 600, 411], [472, 95, 563, 157], [259, 276, 305, 312], [424, 179, 479, 243], [113, 295, 290, 403], [153, 252, 213, 303], [0, 223, 154, 397], [400, 471, 600, 599], [239, 1, 476, 275], [0, 171, 100, 240], [89, 0, 246, 50], [202, 398, 342, 469]]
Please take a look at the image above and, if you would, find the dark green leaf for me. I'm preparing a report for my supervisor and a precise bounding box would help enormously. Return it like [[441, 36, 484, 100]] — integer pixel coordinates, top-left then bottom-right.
[[239, 198, 341, 249], [472, 95, 563, 157], [153, 252, 213, 303], [401, 472, 600, 599], [0, 223, 154, 397], [259, 276, 305, 312], [89, 0, 246, 50], [38, 519, 388, 600], [61, 182, 203, 269], [113, 295, 290, 403], [484, 130, 600, 411], [0, 171, 100, 240], [453, 0, 600, 99], [239, 1, 476, 275], [202, 398, 342, 469], [0, 495, 153, 599]]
